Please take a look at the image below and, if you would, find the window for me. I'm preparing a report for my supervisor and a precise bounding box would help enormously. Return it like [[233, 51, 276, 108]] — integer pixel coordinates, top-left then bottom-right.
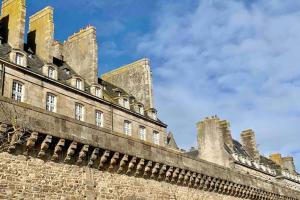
[[123, 98, 129, 109], [124, 120, 132, 136], [95, 110, 103, 127], [153, 131, 160, 145], [15, 53, 23, 66], [76, 79, 82, 90], [75, 103, 84, 121], [95, 87, 102, 98], [48, 67, 54, 78], [12, 80, 23, 102], [153, 112, 157, 120], [139, 126, 146, 141], [46, 93, 56, 112], [138, 105, 144, 115]]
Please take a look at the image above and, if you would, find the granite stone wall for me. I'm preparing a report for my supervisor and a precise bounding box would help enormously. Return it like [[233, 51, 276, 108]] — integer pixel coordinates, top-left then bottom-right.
[[0, 152, 243, 200]]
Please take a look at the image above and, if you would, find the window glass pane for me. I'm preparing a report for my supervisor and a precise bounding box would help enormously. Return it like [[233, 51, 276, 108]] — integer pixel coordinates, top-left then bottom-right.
[[124, 121, 132, 136], [16, 53, 23, 65], [95, 110, 103, 127], [76, 79, 82, 89], [48, 67, 54, 78], [139, 126, 146, 141], [46, 93, 56, 112], [12, 81, 23, 102], [75, 104, 84, 121], [153, 131, 159, 145]]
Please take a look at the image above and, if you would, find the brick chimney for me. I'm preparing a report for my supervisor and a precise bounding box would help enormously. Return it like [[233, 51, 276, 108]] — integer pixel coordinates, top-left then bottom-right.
[[240, 129, 260, 161], [63, 25, 98, 84], [28, 6, 54, 63], [0, 0, 26, 49], [269, 153, 283, 166], [197, 116, 231, 167]]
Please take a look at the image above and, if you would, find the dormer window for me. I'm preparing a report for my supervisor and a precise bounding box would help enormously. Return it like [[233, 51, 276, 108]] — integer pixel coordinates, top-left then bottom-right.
[[123, 98, 130, 109], [95, 87, 102, 98], [138, 105, 144, 115], [76, 79, 82, 90], [48, 67, 54, 79], [15, 53, 24, 66]]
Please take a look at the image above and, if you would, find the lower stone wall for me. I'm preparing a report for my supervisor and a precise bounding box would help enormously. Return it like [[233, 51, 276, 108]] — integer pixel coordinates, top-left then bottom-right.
[[0, 152, 243, 200]]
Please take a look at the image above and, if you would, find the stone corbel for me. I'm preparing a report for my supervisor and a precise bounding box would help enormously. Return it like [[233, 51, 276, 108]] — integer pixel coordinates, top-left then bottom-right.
[[77, 144, 89, 164], [165, 166, 174, 182], [109, 152, 120, 171], [150, 163, 160, 179], [135, 159, 145, 176], [51, 139, 65, 161], [171, 168, 180, 183], [188, 172, 197, 187], [183, 171, 191, 185], [99, 150, 110, 169], [203, 176, 211, 191], [88, 148, 99, 167], [126, 157, 137, 174], [177, 169, 186, 184], [199, 174, 207, 190], [143, 161, 153, 177], [65, 141, 78, 163], [8, 130, 24, 153], [38, 135, 52, 158], [24, 132, 38, 155], [158, 164, 167, 180], [117, 154, 128, 173]]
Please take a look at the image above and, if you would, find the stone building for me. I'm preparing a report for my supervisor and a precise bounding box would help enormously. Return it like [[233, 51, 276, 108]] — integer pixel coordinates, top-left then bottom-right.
[[0, 0, 299, 199]]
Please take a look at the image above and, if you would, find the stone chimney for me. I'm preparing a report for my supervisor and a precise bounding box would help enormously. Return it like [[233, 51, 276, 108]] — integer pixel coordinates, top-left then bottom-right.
[[63, 25, 98, 84], [197, 116, 231, 167], [0, 0, 26, 49], [282, 157, 297, 174], [270, 153, 297, 174], [28, 6, 54, 63], [219, 120, 234, 152], [269, 153, 283, 166], [240, 129, 260, 161]]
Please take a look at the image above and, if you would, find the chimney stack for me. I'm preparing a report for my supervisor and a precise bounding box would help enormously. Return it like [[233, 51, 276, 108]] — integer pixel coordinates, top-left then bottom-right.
[[28, 6, 54, 63], [197, 116, 231, 167], [0, 0, 26, 49], [63, 25, 98, 84], [270, 154, 297, 175], [241, 129, 260, 161]]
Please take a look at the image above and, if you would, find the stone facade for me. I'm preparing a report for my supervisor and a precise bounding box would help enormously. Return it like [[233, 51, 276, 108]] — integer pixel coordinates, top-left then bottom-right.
[[102, 59, 154, 109], [0, 0, 299, 199]]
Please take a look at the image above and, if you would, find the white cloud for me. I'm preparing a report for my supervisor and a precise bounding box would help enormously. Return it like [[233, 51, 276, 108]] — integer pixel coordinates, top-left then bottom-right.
[[138, 0, 300, 171]]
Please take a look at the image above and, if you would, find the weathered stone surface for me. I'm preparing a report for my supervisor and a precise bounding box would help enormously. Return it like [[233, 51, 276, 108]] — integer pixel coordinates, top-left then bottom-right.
[[102, 59, 154, 109]]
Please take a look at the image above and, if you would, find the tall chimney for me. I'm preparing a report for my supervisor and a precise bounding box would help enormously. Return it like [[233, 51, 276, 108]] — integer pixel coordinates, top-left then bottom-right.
[[282, 157, 297, 175], [219, 120, 234, 152], [63, 25, 98, 84], [240, 129, 260, 161], [197, 116, 231, 167], [0, 0, 26, 49], [28, 6, 54, 63]]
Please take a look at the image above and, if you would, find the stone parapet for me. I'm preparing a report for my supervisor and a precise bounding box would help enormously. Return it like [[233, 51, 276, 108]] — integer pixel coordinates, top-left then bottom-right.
[[0, 97, 299, 199]]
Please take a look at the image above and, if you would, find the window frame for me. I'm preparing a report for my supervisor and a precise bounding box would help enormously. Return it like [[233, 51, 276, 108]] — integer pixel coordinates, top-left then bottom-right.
[[153, 131, 160, 145], [46, 93, 56, 112], [95, 110, 104, 127], [95, 87, 102, 98], [12, 80, 23, 102], [15, 53, 23, 66], [75, 103, 84, 121], [48, 66, 55, 79], [75, 78, 82, 90], [123, 120, 132, 136], [139, 126, 146, 141]]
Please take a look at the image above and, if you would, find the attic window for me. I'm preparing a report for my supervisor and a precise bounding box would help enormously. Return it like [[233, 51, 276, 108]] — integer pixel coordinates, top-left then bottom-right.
[[48, 67, 54, 79], [76, 79, 82, 90], [138, 105, 144, 115], [15, 53, 24, 66], [64, 68, 70, 75]]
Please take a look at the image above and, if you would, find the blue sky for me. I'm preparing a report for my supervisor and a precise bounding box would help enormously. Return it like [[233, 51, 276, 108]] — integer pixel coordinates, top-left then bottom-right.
[[25, 0, 300, 171]]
